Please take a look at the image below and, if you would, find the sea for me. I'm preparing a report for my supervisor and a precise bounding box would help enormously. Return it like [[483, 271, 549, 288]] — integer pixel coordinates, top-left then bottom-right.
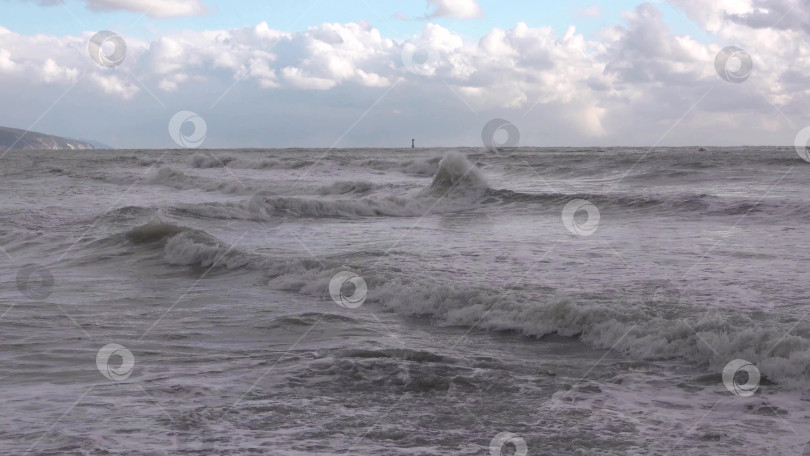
[[1, 146, 809, 455]]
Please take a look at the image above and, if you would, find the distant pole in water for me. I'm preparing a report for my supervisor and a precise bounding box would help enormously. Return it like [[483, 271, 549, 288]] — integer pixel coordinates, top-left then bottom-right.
[[411, 138, 415, 149]]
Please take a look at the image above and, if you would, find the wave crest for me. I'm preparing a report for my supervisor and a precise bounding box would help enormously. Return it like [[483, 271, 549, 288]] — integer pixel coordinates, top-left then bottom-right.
[[105, 218, 810, 388], [425, 151, 488, 197]]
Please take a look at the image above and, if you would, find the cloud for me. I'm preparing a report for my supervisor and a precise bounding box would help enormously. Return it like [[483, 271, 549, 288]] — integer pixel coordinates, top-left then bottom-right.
[[24, 0, 208, 18], [41, 58, 79, 83], [396, 0, 483, 21], [0, 3, 809, 148], [281, 67, 338, 90], [426, 0, 483, 19], [665, 0, 756, 32], [0, 49, 17, 72], [602, 4, 709, 86], [89, 73, 139, 98], [579, 4, 602, 18], [158, 73, 188, 92], [723, 0, 810, 34]]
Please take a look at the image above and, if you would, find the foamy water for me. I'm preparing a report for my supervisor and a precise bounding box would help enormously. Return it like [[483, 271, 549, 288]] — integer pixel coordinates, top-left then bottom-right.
[[1, 147, 809, 455]]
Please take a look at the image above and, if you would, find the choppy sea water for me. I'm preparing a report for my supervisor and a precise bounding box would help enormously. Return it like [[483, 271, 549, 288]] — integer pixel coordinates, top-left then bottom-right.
[[1, 147, 810, 455]]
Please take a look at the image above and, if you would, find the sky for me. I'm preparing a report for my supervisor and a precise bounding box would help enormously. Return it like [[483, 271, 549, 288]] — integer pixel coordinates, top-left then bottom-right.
[[0, 0, 808, 148]]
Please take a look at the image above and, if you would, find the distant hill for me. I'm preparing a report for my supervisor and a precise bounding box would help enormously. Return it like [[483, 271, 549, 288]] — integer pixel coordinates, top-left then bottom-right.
[[0, 126, 95, 151], [77, 138, 113, 149]]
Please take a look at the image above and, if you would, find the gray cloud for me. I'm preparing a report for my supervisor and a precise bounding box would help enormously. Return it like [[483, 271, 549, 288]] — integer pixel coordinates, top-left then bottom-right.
[[20, 0, 207, 18], [395, 0, 483, 21], [725, 0, 810, 34]]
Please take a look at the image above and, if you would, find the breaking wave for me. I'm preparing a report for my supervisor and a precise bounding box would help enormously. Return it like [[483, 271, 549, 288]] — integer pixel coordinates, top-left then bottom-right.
[[71, 147, 810, 390], [109, 219, 810, 389], [173, 151, 489, 220], [423, 151, 488, 197], [120, 221, 259, 269], [316, 180, 375, 195], [352, 155, 443, 176], [190, 153, 311, 170]]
